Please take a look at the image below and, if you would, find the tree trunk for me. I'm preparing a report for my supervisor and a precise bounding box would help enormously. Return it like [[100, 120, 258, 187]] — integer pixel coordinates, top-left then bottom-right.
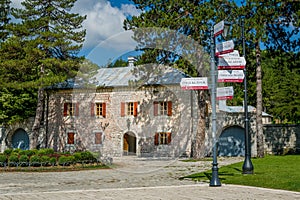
[[255, 40, 264, 158], [31, 64, 45, 149], [192, 90, 207, 159]]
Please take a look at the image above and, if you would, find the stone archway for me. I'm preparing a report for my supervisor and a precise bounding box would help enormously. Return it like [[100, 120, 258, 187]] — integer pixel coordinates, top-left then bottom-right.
[[12, 129, 30, 150], [218, 126, 245, 157], [123, 132, 136, 156]]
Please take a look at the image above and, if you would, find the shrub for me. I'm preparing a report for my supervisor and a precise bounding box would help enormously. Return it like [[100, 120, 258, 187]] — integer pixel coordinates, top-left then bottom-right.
[[30, 155, 41, 167], [0, 154, 7, 167], [67, 156, 75, 165], [73, 152, 82, 163], [8, 155, 19, 167], [40, 156, 51, 166], [49, 157, 57, 166], [38, 148, 55, 156], [58, 156, 69, 166], [13, 148, 21, 154], [80, 151, 97, 163], [23, 150, 37, 157], [3, 149, 13, 156], [19, 155, 29, 167]]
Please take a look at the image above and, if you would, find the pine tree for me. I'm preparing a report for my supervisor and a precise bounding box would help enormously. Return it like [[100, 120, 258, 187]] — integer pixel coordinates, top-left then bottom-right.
[[5, 0, 86, 148], [0, 0, 11, 42]]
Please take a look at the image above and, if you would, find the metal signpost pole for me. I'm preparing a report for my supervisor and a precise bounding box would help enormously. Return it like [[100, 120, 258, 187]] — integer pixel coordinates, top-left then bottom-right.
[[209, 26, 221, 187], [241, 18, 254, 174]]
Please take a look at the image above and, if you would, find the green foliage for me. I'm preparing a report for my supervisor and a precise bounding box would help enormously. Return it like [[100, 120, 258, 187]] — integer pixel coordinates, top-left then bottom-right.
[[40, 156, 51, 166], [30, 155, 41, 167], [0, 154, 7, 166], [108, 58, 128, 68], [80, 151, 97, 163], [37, 148, 54, 156], [58, 156, 70, 166], [8, 154, 19, 167], [49, 157, 57, 166], [19, 155, 29, 167], [22, 149, 37, 157], [73, 152, 82, 163], [3, 149, 12, 156]]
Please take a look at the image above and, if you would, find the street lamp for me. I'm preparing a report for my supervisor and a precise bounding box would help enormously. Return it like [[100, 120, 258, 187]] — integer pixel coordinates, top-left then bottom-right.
[[209, 26, 221, 187], [223, 18, 254, 174]]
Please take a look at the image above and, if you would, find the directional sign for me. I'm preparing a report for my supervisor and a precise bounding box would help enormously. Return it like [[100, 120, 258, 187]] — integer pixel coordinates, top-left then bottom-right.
[[217, 86, 234, 100], [218, 70, 244, 83], [180, 77, 208, 90], [218, 50, 240, 58], [214, 21, 224, 37], [218, 56, 246, 70], [215, 40, 234, 56]]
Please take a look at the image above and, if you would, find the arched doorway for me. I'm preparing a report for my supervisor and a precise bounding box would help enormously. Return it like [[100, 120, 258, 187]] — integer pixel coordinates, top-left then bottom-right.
[[123, 132, 136, 155], [218, 126, 245, 157], [12, 129, 30, 150]]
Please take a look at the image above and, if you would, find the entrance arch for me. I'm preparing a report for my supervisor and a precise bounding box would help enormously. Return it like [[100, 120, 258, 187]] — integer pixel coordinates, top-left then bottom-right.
[[218, 126, 245, 157], [123, 132, 136, 155], [12, 129, 30, 150]]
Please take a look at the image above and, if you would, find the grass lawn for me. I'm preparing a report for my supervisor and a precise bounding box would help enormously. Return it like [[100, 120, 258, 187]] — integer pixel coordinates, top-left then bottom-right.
[[180, 155, 300, 192]]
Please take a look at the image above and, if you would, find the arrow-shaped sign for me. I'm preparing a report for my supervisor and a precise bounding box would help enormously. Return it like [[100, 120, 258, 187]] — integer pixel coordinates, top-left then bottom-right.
[[218, 70, 244, 83], [217, 86, 234, 100], [214, 21, 224, 37], [215, 40, 234, 56], [218, 56, 246, 69], [218, 50, 240, 58], [180, 77, 208, 90]]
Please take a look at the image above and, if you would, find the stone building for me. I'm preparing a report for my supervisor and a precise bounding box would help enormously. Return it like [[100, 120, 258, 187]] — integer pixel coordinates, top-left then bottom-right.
[[2, 61, 293, 158]]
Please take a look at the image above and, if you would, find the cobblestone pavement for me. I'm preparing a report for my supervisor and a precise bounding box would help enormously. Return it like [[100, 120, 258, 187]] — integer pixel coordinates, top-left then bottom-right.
[[0, 156, 299, 199]]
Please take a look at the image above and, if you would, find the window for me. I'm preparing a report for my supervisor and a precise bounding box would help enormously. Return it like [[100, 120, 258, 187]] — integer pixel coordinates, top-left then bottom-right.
[[67, 132, 75, 145], [94, 132, 103, 145], [154, 132, 172, 145], [63, 103, 79, 117], [153, 101, 172, 116], [121, 102, 138, 117], [91, 102, 106, 118]]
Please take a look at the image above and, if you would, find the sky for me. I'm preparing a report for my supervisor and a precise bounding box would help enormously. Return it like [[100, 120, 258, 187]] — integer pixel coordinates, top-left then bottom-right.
[[11, 0, 140, 67]]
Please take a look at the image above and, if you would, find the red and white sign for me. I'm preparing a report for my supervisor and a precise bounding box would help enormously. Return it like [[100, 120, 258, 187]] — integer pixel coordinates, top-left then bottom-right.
[[215, 40, 234, 56], [180, 77, 208, 90], [217, 56, 246, 70], [217, 86, 234, 100], [218, 50, 240, 58], [218, 70, 244, 83], [214, 21, 224, 37]]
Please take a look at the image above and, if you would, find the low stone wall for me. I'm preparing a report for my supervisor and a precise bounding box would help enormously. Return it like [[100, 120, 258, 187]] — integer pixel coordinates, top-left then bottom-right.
[[263, 124, 300, 155]]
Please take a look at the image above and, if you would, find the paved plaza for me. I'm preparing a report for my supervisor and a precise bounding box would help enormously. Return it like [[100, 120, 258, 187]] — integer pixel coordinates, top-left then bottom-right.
[[0, 156, 299, 199]]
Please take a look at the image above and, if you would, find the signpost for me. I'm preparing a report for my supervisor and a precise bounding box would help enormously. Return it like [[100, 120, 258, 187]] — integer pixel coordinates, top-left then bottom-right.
[[215, 40, 234, 56], [217, 56, 246, 69], [218, 70, 244, 83], [218, 50, 240, 58], [180, 77, 208, 90], [213, 20, 224, 37], [217, 86, 234, 100]]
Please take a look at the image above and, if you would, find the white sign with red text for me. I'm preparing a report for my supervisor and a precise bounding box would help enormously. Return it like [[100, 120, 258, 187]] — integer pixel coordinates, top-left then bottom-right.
[[215, 40, 234, 56], [218, 50, 240, 58], [218, 70, 244, 83], [217, 56, 246, 69], [180, 77, 208, 90], [214, 21, 224, 37], [217, 86, 234, 100]]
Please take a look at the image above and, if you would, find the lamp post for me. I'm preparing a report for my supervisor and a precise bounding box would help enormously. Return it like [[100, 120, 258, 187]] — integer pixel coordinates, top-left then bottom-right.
[[209, 26, 221, 187], [241, 18, 254, 174]]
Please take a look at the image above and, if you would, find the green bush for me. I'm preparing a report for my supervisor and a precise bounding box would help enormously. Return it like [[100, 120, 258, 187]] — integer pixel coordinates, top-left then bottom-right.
[[23, 149, 37, 157], [40, 156, 51, 166], [38, 148, 55, 156], [13, 148, 21, 154], [49, 157, 57, 166], [19, 155, 29, 167], [0, 154, 7, 166], [67, 156, 75, 165], [3, 149, 13, 156], [8, 154, 19, 167], [30, 155, 41, 167], [80, 151, 97, 163], [58, 156, 69, 166], [73, 152, 82, 163]]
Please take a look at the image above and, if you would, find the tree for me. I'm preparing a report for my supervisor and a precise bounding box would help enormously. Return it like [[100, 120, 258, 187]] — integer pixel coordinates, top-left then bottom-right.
[[124, 0, 238, 158], [0, 0, 11, 42], [2, 0, 86, 148], [236, 0, 300, 157]]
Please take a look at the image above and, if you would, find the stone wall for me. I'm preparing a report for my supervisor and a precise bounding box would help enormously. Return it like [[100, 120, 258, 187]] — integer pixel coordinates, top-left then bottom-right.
[[263, 124, 300, 155]]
